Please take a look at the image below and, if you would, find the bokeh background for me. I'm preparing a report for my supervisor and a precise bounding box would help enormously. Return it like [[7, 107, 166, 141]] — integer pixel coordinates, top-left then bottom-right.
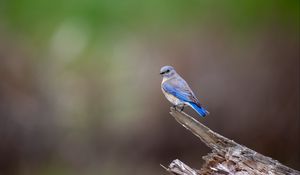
[[0, 0, 299, 174]]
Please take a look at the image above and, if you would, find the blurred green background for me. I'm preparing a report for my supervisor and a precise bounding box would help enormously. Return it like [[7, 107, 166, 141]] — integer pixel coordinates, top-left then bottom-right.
[[0, 0, 299, 174]]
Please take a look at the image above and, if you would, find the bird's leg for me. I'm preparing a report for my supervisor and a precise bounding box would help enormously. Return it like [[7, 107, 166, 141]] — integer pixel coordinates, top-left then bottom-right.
[[173, 105, 177, 110], [180, 106, 185, 112]]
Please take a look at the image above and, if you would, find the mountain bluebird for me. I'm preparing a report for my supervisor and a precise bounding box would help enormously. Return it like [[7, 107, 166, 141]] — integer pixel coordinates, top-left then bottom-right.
[[160, 65, 209, 117]]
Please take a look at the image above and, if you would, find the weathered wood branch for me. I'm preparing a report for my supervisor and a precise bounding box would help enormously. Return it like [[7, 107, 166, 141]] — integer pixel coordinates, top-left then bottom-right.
[[164, 107, 300, 175], [162, 159, 199, 175]]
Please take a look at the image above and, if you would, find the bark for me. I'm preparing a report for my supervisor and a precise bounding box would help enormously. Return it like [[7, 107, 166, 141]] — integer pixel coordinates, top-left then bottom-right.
[[164, 107, 300, 175]]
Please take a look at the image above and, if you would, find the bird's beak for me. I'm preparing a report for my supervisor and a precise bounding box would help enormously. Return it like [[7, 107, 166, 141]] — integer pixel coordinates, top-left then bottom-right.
[[160, 72, 163, 75]]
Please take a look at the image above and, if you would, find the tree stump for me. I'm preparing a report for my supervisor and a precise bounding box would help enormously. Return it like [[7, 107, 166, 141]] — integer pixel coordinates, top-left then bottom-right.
[[163, 107, 300, 175]]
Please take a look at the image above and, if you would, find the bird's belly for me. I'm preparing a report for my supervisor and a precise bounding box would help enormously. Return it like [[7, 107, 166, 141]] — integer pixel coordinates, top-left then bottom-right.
[[162, 90, 183, 106]]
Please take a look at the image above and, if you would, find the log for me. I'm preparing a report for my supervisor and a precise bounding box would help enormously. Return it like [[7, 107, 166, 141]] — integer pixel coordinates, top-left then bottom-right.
[[164, 107, 300, 175]]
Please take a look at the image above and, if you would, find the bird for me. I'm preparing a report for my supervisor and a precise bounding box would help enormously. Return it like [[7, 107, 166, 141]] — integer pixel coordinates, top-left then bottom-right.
[[160, 65, 209, 117]]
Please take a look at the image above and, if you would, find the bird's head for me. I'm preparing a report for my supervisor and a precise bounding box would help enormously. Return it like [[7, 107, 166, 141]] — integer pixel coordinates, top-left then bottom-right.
[[160, 65, 176, 78]]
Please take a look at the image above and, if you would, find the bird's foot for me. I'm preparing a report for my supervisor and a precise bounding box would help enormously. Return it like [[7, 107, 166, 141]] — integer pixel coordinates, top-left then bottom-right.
[[173, 105, 184, 112], [180, 106, 184, 112]]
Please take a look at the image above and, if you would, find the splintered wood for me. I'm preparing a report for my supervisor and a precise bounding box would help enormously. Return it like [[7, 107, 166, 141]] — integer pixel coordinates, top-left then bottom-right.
[[164, 107, 299, 175]]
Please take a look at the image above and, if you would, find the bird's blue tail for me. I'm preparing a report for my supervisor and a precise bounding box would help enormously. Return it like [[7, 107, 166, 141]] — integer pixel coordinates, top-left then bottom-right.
[[187, 102, 209, 117]]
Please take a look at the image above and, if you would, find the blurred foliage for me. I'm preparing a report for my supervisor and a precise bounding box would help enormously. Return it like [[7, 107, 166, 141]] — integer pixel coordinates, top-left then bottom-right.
[[1, 0, 299, 41]]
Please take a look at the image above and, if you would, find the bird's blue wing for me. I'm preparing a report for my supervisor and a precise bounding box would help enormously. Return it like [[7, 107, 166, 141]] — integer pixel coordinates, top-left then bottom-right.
[[162, 78, 200, 105], [162, 83, 191, 102], [162, 77, 208, 117]]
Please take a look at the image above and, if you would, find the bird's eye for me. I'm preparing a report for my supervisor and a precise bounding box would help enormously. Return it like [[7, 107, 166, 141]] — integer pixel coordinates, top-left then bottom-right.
[[166, 69, 170, 73]]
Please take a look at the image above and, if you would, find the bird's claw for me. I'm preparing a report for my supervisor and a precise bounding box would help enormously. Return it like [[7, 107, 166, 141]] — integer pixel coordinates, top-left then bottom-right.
[[173, 105, 184, 112]]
